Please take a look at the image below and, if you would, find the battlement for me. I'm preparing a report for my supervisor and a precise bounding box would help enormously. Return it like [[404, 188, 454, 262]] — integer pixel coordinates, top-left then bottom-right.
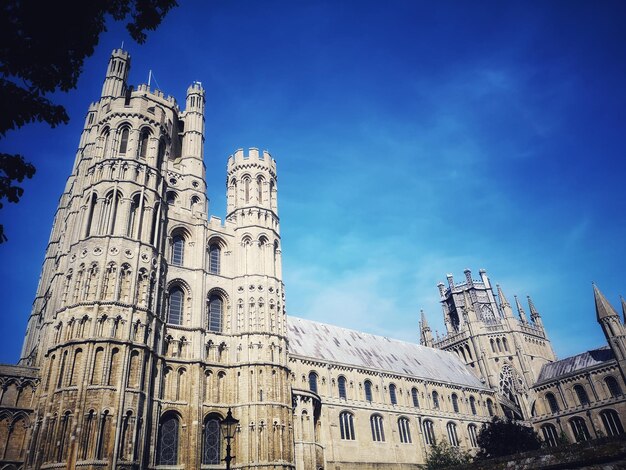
[[134, 83, 178, 107], [110, 48, 130, 59], [227, 147, 277, 172], [187, 81, 205, 94]]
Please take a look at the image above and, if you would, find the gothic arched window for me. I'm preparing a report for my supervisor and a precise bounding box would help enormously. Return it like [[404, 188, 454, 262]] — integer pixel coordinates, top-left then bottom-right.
[[541, 423, 559, 447], [118, 127, 130, 154], [364, 380, 373, 402], [411, 387, 419, 407], [574, 384, 590, 406], [138, 128, 150, 158], [209, 243, 221, 274], [389, 384, 397, 405], [600, 409, 624, 437], [308, 372, 318, 394], [370, 414, 384, 442], [339, 411, 355, 440], [451, 393, 459, 413], [157, 413, 179, 465], [606, 376, 622, 398], [168, 287, 184, 325], [545, 393, 559, 413], [171, 234, 184, 266], [202, 414, 221, 464], [207, 295, 223, 333], [569, 416, 590, 442], [446, 422, 459, 447], [422, 419, 435, 445], [257, 176, 264, 203], [338, 376, 347, 399], [398, 417, 411, 443], [468, 423, 478, 447]]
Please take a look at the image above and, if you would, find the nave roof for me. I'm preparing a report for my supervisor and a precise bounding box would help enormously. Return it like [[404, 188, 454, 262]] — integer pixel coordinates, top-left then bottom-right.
[[287, 316, 486, 389]]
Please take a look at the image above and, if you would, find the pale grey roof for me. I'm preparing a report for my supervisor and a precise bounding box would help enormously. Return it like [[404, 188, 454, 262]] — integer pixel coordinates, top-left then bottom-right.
[[287, 316, 486, 389], [536, 346, 615, 384]]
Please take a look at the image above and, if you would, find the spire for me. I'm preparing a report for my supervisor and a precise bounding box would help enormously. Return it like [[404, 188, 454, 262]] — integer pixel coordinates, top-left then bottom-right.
[[527, 296, 539, 319], [527, 295, 543, 327], [497, 284, 510, 308], [514, 295, 528, 323], [593, 283, 619, 321], [621, 295, 626, 324], [420, 309, 434, 347]]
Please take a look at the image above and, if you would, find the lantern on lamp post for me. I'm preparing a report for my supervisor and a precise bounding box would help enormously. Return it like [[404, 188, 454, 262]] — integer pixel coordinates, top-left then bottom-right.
[[220, 408, 239, 470]]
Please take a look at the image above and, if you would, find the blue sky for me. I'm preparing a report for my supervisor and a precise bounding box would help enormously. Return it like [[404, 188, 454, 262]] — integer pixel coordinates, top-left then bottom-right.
[[1, 0, 625, 363]]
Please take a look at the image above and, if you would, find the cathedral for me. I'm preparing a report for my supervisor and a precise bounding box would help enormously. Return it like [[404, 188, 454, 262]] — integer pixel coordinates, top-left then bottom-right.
[[0, 49, 624, 470]]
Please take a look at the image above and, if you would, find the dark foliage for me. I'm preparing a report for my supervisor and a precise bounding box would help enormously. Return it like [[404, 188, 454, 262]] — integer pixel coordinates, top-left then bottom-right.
[[425, 441, 472, 470], [476, 417, 542, 460], [0, 0, 177, 242]]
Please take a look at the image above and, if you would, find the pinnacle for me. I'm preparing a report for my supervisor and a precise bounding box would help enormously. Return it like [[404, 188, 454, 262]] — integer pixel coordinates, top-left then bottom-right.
[[593, 284, 619, 321]]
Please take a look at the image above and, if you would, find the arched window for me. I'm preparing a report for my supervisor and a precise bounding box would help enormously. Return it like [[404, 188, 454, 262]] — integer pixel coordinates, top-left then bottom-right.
[[166, 191, 177, 205], [411, 387, 419, 407], [574, 384, 590, 406], [157, 139, 166, 168], [202, 414, 221, 464], [85, 193, 98, 236], [364, 380, 373, 402], [208, 244, 221, 274], [389, 384, 397, 405], [338, 376, 347, 399], [486, 398, 494, 416], [451, 393, 459, 413], [127, 194, 141, 237], [432, 391, 440, 409], [545, 393, 559, 413], [308, 372, 318, 394], [101, 129, 111, 158], [138, 128, 150, 158], [469, 396, 477, 415], [541, 423, 559, 447], [468, 424, 478, 447], [118, 127, 130, 154], [171, 234, 184, 266], [600, 409, 624, 437], [446, 422, 459, 447], [244, 177, 251, 203], [398, 417, 411, 443], [257, 176, 264, 203], [168, 287, 184, 325], [207, 295, 223, 333], [569, 417, 590, 442], [422, 419, 435, 445], [370, 414, 385, 442], [605, 376, 622, 398], [339, 411, 355, 440], [157, 413, 179, 465]]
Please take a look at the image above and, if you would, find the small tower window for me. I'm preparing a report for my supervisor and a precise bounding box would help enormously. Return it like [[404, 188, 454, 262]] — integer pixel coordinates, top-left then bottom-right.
[[207, 295, 223, 333], [171, 235, 184, 266], [432, 391, 440, 409], [469, 396, 477, 415], [486, 398, 494, 416], [139, 129, 150, 158], [606, 376, 622, 398], [118, 127, 129, 154], [168, 288, 184, 325], [208, 244, 221, 274], [545, 393, 559, 413]]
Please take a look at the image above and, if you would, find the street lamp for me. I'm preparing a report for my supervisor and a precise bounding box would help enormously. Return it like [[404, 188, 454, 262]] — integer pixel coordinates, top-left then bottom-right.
[[221, 408, 239, 470]]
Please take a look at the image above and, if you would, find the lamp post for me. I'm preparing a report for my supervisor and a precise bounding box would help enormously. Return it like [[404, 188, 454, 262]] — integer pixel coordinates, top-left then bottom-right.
[[221, 408, 239, 470]]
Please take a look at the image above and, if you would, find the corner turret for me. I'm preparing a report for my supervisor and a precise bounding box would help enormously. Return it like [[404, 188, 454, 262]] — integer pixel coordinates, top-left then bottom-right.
[[101, 49, 130, 99], [527, 295, 543, 327], [514, 295, 528, 323], [594, 283, 626, 382]]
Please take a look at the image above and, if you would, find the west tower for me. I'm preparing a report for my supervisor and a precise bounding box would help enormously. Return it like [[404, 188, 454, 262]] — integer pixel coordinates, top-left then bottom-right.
[[14, 49, 295, 470]]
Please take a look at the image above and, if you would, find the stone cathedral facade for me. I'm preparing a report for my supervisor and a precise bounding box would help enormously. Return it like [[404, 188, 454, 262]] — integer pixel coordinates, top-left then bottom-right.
[[0, 50, 625, 470]]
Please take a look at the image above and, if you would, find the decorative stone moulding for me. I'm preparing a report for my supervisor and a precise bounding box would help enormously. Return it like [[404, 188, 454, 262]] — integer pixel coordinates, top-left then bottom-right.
[[110, 247, 119, 255], [124, 249, 133, 258]]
